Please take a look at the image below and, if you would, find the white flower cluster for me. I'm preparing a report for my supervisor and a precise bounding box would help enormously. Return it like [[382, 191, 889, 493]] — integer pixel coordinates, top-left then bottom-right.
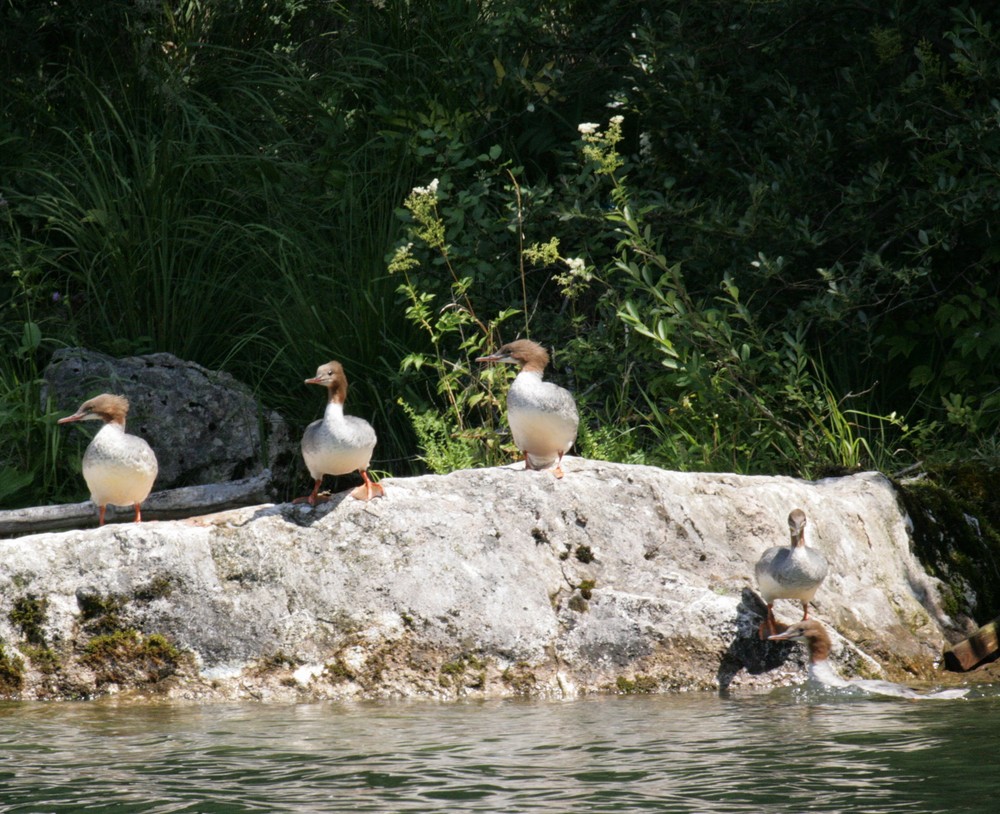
[[412, 178, 439, 196], [555, 256, 594, 299], [580, 115, 623, 136]]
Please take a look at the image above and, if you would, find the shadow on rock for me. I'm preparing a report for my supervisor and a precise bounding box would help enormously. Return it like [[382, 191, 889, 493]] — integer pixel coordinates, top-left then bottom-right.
[[716, 588, 795, 692], [276, 491, 354, 528]]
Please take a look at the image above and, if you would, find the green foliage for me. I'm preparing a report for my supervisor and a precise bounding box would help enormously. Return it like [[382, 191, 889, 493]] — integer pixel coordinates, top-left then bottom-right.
[[613, 194, 913, 475], [901, 466, 1000, 624], [622, 1, 1000, 448], [0, 241, 75, 506], [396, 400, 480, 475], [389, 172, 523, 471], [3, 0, 999, 503]]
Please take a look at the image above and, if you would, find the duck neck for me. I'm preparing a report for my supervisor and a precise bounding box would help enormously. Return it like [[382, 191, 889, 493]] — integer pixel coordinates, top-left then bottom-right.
[[101, 414, 127, 431], [521, 359, 546, 375], [807, 630, 832, 665], [326, 378, 347, 406], [324, 400, 345, 422]]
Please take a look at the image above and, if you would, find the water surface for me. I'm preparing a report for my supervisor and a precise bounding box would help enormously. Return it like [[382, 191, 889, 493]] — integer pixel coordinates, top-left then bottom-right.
[[2, 685, 996, 812]]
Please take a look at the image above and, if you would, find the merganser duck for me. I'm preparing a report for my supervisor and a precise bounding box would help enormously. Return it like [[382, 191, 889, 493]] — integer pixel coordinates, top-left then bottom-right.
[[755, 509, 828, 639], [769, 619, 968, 699], [475, 339, 579, 478], [296, 361, 383, 504], [57, 393, 158, 525]]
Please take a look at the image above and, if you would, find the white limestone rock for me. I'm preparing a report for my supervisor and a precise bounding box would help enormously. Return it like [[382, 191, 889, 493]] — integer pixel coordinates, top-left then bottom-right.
[[0, 459, 961, 701]]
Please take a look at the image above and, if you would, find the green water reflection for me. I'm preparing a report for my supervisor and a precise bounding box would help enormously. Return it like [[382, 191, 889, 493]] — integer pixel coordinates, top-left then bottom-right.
[[1, 687, 997, 812]]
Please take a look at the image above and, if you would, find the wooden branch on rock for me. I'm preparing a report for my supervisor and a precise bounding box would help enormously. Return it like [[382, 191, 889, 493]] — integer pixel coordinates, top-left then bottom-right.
[[944, 616, 1000, 672], [0, 471, 273, 537]]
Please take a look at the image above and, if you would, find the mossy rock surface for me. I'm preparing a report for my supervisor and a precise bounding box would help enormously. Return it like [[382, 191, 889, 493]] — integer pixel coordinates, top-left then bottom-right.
[[81, 629, 184, 687], [899, 464, 1000, 626], [0, 643, 26, 695]]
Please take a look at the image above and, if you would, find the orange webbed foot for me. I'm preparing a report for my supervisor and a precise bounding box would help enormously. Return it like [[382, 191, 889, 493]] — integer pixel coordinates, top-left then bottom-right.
[[351, 471, 385, 501], [552, 452, 567, 479]]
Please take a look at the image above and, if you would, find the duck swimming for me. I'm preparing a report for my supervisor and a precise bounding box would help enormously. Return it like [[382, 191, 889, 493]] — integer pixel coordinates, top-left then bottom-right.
[[475, 339, 579, 478], [57, 393, 158, 525], [769, 619, 968, 700], [755, 508, 828, 639], [297, 361, 383, 504]]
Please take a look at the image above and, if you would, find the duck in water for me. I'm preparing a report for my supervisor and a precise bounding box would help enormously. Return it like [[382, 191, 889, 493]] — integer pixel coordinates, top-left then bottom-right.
[[770, 619, 968, 700]]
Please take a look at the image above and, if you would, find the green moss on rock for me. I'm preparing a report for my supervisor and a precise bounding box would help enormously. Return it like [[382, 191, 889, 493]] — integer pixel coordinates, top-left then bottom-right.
[[76, 589, 127, 635], [899, 465, 1000, 624], [438, 653, 486, 689], [615, 674, 659, 694], [132, 576, 174, 603], [501, 662, 538, 695], [0, 643, 26, 695], [23, 645, 61, 675], [82, 629, 183, 686], [9, 594, 49, 646]]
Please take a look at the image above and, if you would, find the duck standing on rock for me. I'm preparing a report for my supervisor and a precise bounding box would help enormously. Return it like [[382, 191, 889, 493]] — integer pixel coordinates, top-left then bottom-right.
[[755, 508, 828, 639], [297, 361, 384, 504], [476, 339, 579, 478], [57, 393, 158, 525], [769, 619, 968, 700]]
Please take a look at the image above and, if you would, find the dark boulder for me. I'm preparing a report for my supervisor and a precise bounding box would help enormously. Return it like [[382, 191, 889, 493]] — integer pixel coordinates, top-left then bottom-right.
[[43, 348, 294, 490]]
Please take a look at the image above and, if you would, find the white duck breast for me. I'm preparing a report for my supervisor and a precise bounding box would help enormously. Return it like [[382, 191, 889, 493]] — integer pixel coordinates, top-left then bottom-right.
[[297, 359, 384, 504], [754, 545, 828, 606], [58, 392, 158, 524], [475, 338, 580, 477], [507, 370, 579, 468], [82, 423, 158, 508], [755, 510, 829, 639], [302, 401, 377, 479]]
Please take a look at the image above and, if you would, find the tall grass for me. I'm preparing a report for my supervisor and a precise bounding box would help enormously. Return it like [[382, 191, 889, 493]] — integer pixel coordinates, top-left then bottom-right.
[[15, 67, 302, 362], [1, 41, 432, 503]]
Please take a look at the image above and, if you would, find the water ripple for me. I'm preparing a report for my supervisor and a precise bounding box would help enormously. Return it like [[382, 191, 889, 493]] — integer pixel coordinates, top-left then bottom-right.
[[1, 690, 998, 812]]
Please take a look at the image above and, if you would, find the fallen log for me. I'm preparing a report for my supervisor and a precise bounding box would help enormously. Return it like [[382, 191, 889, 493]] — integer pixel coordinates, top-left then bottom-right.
[[943, 616, 1000, 672], [0, 470, 272, 537]]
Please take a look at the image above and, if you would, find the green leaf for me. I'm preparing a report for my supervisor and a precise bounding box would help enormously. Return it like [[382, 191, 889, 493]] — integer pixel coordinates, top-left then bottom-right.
[[20, 322, 42, 353]]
